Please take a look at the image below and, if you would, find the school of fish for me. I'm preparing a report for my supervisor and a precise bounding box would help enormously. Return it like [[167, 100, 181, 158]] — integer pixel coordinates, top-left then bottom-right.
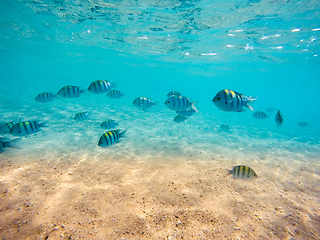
[[1, 81, 309, 181]]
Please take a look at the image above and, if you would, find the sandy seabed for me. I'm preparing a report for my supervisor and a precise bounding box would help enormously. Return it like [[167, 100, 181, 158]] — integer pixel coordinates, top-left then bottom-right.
[[0, 154, 319, 240]]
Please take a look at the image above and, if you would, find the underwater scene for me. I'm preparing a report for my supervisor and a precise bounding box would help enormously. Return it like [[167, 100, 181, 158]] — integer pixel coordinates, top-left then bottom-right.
[[0, 0, 320, 239]]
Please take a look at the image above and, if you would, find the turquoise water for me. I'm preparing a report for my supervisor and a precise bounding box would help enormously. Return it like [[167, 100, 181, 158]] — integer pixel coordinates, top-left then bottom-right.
[[0, 0, 320, 239]]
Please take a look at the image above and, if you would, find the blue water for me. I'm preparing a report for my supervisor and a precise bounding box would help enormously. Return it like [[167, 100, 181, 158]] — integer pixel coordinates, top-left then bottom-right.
[[0, 0, 320, 239]]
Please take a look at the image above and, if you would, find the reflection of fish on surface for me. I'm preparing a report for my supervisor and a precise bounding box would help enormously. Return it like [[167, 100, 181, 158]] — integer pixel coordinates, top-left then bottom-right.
[[220, 124, 231, 131], [74, 112, 90, 121], [88, 80, 113, 94], [174, 115, 187, 123], [98, 129, 127, 147], [227, 165, 258, 180], [164, 95, 197, 111], [9, 121, 47, 136], [212, 89, 256, 112], [133, 97, 156, 111], [298, 122, 309, 127], [252, 111, 268, 119], [57, 86, 85, 98], [100, 119, 118, 129], [0, 137, 21, 153], [35, 92, 57, 103], [275, 110, 283, 126]]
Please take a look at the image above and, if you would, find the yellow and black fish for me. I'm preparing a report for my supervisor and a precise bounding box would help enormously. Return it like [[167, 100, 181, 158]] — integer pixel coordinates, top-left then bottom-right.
[[227, 165, 257, 180], [98, 129, 127, 147], [9, 121, 47, 136], [107, 90, 124, 99], [275, 110, 283, 126], [35, 92, 57, 103], [100, 119, 118, 129], [252, 111, 268, 119], [167, 91, 181, 97], [88, 80, 113, 94], [212, 89, 256, 112], [57, 86, 84, 98], [74, 112, 90, 121]]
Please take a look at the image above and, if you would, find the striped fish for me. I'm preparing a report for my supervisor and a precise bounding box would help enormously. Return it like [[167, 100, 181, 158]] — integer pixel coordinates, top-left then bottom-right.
[[74, 112, 90, 121], [57, 86, 84, 98], [220, 124, 231, 131], [252, 111, 268, 119], [0, 120, 19, 133], [275, 110, 283, 126], [212, 89, 256, 112], [98, 129, 127, 147], [9, 121, 47, 136], [174, 115, 187, 123], [133, 97, 156, 111], [227, 165, 258, 180], [107, 90, 124, 99], [100, 119, 118, 129], [176, 108, 198, 117], [298, 122, 309, 127], [0, 137, 21, 153], [164, 95, 196, 111], [35, 92, 57, 103], [88, 80, 113, 94], [167, 91, 181, 97]]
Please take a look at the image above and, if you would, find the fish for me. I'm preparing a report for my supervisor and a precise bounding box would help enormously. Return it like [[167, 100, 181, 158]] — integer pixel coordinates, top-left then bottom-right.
[[35, 92, 57, 103], [252, 111, 268, 119], [0, 120, 19, 133], [174, 115, 187, 123], [74, 112, 90, 121], [0, 137, 21, 153], [275, 110, 283, 126], [298, 122, 309, 127], [176, 108, 198, 117], [212, 89, 256, 112], [107, 90, 124, 99], [133, 97, 156, 111], [266, 107, 276, 113], [227, 165, 258, 180], [167, 91, 181, 97], [100, 119, 118, 129], [220, 124, 231, 131], [57, 86, 84, 98], [98, 129, 127, 147], [164, 95, 196, 111], [88, 80, 113, 94], [9, 121, 47, 136]]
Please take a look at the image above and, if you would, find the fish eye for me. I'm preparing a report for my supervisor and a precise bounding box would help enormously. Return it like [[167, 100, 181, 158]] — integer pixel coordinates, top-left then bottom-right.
[[166, 100, 169, 103], [225, 102, 227, 104], [217, 97, 220, 100]]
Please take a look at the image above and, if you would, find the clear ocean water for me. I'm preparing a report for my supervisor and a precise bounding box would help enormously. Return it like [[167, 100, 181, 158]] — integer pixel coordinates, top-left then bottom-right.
[[0, 0, 319, 239]]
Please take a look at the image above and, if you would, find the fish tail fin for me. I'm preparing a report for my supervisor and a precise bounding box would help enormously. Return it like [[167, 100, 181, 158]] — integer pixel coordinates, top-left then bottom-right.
[[225, 169, 232, 177], [191, 101, 199, 111], [119, 129, 127, 138], [246, 97, 257, 111], [8, 138, 22, 149], [39, 122, 48, 128]]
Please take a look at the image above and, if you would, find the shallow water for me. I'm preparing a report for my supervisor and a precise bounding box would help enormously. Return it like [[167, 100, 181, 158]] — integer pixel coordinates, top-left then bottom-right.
[[0, 0, 320, 239]]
